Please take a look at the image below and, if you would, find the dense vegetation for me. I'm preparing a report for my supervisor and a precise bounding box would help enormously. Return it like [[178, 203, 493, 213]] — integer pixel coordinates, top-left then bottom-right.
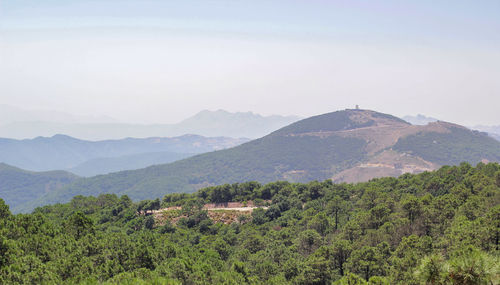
[[0, 163, 78, 213], [30, 129, 367, 212], [394, 126, 500, 166], [1, 163, 498, 284], [26, 110, 500, 213], [24, 110, 387, 210], [69, 151, 194, 177]]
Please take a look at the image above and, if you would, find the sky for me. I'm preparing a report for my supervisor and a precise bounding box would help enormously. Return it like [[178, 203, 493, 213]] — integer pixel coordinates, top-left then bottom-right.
[[1, 0, 499, 125]]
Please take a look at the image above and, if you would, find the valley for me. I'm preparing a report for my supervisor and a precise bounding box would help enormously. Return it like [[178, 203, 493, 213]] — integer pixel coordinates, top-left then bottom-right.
[[6, 109, 500, 213], [2, 2, 498, 283]]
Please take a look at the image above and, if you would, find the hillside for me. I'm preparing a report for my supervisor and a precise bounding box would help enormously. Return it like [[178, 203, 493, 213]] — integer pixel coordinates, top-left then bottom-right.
[[1, 163, 498, 284], [403, 115, 500, 142], [0, 163, 79, 213], [0, 109, 301, 140], [28, 109, 500, 211], [69, 151, 195, 177], [0, 134, 248, 173], [472, 125, 500, 141]]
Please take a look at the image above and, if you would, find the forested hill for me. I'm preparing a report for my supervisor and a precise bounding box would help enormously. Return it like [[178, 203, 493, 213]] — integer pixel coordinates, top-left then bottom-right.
[[0, 163, 498, 284], [0, 163, 79, 213], [27, 109, 500, 211]]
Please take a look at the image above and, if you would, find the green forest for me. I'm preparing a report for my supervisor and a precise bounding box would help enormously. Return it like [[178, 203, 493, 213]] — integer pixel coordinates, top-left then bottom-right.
[[0, 162, 499, 284]]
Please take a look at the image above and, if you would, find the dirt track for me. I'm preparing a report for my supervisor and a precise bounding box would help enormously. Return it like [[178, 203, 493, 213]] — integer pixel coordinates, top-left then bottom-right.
[[208, 206, 268, 212], [145, 204, 268, 215]]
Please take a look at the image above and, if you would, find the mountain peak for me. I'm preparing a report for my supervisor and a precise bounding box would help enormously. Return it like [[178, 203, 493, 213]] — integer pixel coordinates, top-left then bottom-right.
[[24, 109, 500, 211], [172, 110, 301, 138], [190, 109, 259, 119], [402, 114, 439, 125], [52, 134, 75, 140], [273, 109, 409, 136]]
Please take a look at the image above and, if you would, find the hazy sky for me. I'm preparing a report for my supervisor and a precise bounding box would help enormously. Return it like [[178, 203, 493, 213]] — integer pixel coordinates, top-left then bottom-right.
[[1, 0, 499, 125]]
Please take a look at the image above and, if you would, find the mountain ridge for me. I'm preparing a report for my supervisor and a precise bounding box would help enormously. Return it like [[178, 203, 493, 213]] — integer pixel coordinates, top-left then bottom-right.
[[402, 114, 439, 125], [0, 134, 248, 173], [69, 151, 195, 177], [24, 109, 500, 212], [402, 113, 500, 142], [0, 109, 301, 140], [472, 125, 500, 141], [0, 163, 79, 213]]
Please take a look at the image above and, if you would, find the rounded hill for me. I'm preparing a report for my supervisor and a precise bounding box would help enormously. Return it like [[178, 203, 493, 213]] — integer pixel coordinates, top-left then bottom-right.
[[25, 109, 500, 211], [272, 109, 409, 136]]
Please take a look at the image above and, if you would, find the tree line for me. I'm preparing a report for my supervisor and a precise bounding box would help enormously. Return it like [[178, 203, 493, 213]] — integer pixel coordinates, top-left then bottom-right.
[[0, 162, 499, 284]]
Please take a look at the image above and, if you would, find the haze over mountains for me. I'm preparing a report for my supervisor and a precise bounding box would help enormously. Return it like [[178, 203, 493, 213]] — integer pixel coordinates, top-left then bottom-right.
[[0, 106, 301, 140], [17, 109, 500, 213], [403, 114, 500, 141], [402, 114, 439, 125], [0, 104, 117, 125], [0, 134, 248, 175], [472, 125, 500, 141]]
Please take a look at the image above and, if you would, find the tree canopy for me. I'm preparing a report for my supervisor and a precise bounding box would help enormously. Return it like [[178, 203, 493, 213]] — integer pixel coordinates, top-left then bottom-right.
[[0, 162, 499, 284]]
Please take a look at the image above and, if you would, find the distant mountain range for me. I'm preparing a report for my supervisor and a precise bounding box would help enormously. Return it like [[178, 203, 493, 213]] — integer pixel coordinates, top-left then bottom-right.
[[402, 114, 500, 141], [402, 114, 439, 125], [0, 108, 301, 140], [0, 134, 248, 175], [472, 125, 500, 141], [19, 109, 500, 213]]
